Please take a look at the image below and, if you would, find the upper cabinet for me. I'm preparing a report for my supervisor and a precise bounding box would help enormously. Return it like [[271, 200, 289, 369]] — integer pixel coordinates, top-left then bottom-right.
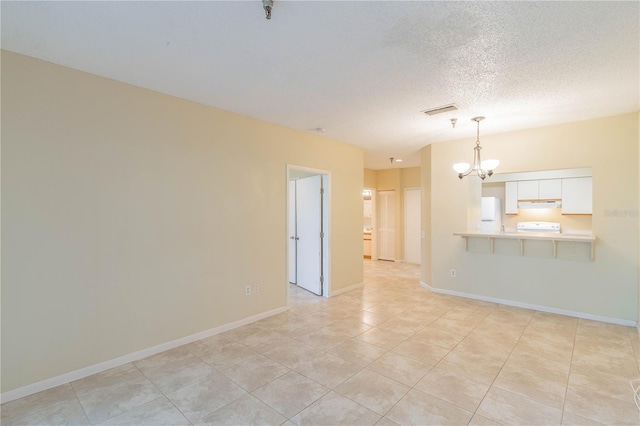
[[561, 177, 592, 214], [487, 168, 592, 217], [539, 179, 562, 199], [505, 181, 518, 214], [517, 179, 561, 200], [517, 180, 538, 200]]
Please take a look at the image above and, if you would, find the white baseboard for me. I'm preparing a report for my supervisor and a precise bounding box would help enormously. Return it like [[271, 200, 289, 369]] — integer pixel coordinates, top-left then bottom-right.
[[330, 282, 363, 297], [420, 281, 637, 328], [0, 306, 288, 404]]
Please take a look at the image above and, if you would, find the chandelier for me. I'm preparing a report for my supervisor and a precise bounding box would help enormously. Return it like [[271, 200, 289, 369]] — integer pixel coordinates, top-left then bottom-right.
[[452, 116, 499, 180]]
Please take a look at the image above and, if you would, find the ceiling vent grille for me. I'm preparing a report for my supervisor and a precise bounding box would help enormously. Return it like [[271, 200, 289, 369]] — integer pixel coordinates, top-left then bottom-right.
[[422, 103, 459, 116]]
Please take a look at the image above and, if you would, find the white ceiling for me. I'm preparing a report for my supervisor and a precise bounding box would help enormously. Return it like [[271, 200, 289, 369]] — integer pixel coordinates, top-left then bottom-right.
[[2, 1, 639, 169]]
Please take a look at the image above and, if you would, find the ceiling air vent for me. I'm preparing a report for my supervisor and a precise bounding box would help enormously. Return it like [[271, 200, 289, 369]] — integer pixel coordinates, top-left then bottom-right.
[[422, 103, 459, 116]]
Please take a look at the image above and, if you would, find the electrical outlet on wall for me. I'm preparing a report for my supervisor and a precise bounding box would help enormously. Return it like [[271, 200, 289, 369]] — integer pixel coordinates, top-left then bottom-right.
[[450, 269, 456, 278], [245, 285, 251, 296], [254, 284, 260, 293]]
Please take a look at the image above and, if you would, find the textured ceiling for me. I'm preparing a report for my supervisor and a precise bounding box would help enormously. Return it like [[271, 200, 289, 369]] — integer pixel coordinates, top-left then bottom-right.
[[2, 1, 639, 169]]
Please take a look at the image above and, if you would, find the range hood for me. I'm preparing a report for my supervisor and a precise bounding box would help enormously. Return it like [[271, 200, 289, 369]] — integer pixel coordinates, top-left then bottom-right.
[[518, 200, 562, 209]]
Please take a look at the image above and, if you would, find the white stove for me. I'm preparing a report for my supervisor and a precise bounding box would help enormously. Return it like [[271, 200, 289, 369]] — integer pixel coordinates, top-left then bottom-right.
[[517, 221, 561, 233]]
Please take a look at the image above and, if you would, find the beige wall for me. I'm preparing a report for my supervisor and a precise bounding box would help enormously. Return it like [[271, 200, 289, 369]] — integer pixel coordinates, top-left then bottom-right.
[[364, 168, 377, 188], [1, 51, 364, 392], [401, 167, 421, 189], [422, 113, 639, 322]]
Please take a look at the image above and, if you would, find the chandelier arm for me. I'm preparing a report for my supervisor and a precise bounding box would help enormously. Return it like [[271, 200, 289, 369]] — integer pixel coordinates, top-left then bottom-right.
[[458, 168, 475, 179]]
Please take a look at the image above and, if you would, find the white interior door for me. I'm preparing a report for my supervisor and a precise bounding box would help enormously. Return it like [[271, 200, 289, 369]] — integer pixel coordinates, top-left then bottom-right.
[[288, 180, 297, 284], [296, 175, 323, 295], [404, 188, 421, 264], [377, 190, 395, 261]]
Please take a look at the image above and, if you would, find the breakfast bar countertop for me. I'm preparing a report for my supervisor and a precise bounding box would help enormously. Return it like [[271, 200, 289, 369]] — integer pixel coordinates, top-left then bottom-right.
[[453, 230, 596, 260], [453, 230, 596, 242]]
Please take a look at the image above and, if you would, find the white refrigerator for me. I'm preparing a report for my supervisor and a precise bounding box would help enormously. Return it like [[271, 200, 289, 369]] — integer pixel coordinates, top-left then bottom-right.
[[481, 197, 502, 232]]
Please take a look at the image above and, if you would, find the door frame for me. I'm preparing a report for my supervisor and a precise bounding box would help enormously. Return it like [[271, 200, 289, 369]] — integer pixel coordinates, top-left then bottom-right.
[[286, 164, 331, 302]]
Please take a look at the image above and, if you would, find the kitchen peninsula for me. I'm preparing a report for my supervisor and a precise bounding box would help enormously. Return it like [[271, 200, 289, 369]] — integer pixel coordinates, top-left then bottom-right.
[[453, 230, 596, 260]]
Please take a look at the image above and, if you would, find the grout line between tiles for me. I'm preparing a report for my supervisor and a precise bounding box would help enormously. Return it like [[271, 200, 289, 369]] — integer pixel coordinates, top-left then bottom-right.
[[559, 315, 579, 425], [466, 308, 535, 424], [68, 382, 92, 426]]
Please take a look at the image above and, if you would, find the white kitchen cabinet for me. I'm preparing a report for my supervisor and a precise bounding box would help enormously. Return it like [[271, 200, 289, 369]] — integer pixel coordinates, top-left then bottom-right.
[[517, 179, 561, 200], [517, 180, 539, 200], [505, 181, 518, 214], [562, 177, 592, 214], [539, 179, 562, 199]]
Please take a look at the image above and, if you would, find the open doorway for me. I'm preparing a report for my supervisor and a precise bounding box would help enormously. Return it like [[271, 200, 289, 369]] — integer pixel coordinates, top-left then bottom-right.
[[287, 165, 330, 300], [363, 188, 376, 260]]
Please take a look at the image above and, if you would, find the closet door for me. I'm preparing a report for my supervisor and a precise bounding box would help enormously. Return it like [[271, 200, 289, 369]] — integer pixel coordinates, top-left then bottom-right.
[[377, 190, 395, 261], [404, 188, 421, 264]]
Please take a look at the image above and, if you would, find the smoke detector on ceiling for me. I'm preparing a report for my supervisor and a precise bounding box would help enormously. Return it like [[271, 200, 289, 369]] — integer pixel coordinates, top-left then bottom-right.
[[422, 103, 459, 116]]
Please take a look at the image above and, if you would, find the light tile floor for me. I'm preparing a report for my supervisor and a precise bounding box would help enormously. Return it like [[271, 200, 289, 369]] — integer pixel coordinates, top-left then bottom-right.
[[3, 260, 640, 425]]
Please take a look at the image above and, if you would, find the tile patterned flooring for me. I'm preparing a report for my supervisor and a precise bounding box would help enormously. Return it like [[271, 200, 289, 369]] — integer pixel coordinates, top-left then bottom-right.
[[3, 260, 640, 425]]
